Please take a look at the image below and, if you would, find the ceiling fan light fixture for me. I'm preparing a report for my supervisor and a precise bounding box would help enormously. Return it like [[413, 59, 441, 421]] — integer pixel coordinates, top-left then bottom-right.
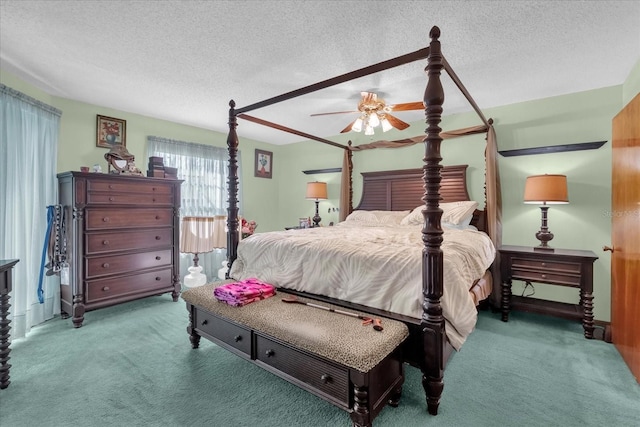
[[380, 116, 393, 132], [364, 125, 375, 136], [368, 112, 380, 128], [351, 117, 364, 132]]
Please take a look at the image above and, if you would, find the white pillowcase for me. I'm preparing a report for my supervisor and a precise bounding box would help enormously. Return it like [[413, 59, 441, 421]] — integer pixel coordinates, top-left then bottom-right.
[[400, 201, 479, 226], [344, 210, 409, 226]]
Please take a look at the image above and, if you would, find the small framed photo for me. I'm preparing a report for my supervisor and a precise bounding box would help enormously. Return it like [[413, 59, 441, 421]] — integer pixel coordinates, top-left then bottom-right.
[[96, 115, 127, 148], [254, 149, 273, 179]]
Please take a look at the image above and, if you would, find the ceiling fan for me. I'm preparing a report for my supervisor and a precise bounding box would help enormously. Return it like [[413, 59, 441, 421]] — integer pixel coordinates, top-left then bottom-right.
[[310, 91, 424, 135]]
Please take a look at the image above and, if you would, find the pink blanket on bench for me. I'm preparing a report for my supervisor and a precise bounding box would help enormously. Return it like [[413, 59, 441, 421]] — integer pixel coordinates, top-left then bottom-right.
[[214, 278, 276, 307]]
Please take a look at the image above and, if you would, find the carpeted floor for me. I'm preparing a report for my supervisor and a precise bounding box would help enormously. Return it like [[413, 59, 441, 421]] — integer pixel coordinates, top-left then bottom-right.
[[1, 294, 638, 427]]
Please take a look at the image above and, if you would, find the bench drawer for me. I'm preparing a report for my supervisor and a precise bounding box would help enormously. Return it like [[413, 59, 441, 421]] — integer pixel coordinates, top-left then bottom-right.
[[255, 333, 349, 406], [195, 310, 251, 356]]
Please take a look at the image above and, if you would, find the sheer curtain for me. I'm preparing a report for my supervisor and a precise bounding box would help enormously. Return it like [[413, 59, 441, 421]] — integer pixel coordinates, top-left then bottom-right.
[[147, 136, 240, 284], [1, 84, 61, 339]]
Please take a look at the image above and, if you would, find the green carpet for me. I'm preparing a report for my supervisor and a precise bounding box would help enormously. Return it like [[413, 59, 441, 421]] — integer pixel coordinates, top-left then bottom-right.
[[1, 295, 638, 427]]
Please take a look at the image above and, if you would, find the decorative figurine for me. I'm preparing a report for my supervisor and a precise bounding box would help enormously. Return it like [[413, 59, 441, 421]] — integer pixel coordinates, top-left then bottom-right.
[[92, 164, 102, 173]]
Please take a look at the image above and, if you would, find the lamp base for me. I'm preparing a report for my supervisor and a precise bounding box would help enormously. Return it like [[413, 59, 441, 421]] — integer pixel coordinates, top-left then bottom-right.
[[218, 260, 228, 281], [184, 265, 207, 288]]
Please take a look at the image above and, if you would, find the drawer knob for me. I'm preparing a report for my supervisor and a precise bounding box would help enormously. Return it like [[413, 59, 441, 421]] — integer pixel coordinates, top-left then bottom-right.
[[102, 240, 109, 245], [541, 274, 546, 279], [152, 198, 156, 202], [152, 187, 157, 192], [155, 236, 161, 240], [102, 263, 110, 268], [541, 262, 546, 267], [155, 276, 161, 281], [201, 319, 208, 326], [102, 217, 110, 222], [102, 286, 110, 292], [234, 335, 242, 342], [320, 374, 331, 384], [265, 349, 275, 357], [109, 197, 115, 202], [155, 256, 161, 260], [155, 215, 160, 220], [109, 185, 114, 189]]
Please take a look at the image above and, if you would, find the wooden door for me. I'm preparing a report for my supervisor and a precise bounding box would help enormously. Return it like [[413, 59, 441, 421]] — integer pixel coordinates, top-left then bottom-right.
[[610, 93, 640, 382]]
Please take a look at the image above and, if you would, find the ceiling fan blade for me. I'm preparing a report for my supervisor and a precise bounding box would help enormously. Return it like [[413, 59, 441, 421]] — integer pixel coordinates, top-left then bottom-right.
[[385, 114, 411, 131], [389, 101, 424, 112], [340, 119, 357, 133], [310, 110, 359, 117]]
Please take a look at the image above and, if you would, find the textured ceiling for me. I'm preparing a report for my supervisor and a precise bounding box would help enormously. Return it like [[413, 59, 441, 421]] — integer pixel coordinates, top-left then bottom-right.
[[1, 1, 639, 145]]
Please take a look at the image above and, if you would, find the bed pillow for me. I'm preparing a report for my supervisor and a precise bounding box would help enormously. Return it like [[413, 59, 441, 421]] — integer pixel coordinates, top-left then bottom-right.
[[401, 201, 479, 226], [344, 210, 409, 226]]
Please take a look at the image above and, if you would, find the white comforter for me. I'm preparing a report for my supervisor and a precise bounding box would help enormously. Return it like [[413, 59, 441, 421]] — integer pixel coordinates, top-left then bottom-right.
[[229, 223, 495, 349]]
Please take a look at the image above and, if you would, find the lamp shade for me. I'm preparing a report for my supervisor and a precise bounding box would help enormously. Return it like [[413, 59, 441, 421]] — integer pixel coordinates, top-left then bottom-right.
[[523, 174, 569, 204], [180, 216, 226, 254], [305, 181, 328, 200]]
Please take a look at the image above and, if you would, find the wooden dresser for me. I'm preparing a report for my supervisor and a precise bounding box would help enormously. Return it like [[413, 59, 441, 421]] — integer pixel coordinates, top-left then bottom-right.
[[57, 172, 183, 327]]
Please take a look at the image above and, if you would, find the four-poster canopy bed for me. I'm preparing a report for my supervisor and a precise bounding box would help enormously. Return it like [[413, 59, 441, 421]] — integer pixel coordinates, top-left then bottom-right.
[[185, 26, 502, 421]]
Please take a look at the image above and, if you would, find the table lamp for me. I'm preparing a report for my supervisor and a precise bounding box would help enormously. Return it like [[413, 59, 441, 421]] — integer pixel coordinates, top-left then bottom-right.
[[306, 181, 328, 227], [524, 174, 569, 251], [180, 216, 226, 287]]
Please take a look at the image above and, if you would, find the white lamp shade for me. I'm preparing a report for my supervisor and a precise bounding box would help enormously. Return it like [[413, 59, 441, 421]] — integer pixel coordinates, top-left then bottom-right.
[[524, 174, 569, 204], [180, 216, 226, 254], [305, 182, 328, 200]]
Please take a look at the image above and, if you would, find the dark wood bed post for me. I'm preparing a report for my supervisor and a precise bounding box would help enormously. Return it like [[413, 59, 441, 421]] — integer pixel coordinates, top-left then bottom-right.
[[226, 100, 240, 273], [347, 142, 354, 213], [421, 25, 446, 416]]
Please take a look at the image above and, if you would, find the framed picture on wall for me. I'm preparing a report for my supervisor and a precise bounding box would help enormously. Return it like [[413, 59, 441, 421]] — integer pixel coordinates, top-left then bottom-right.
[[96, 115, 127, 148], [254, 149, 273, 179]]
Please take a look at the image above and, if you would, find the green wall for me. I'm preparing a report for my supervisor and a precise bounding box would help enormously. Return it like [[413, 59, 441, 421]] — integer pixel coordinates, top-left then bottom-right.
[[4, 61, 639, 323]]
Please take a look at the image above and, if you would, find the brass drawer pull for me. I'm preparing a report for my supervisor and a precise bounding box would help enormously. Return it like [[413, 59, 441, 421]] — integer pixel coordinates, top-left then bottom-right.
[[265, 349, 275, 357], [102, 263, 110, 268], [541, 274, 546, 279], [541, 262, 546, 267], [234, 335, 242, 342], [320, 374, 331, 384]]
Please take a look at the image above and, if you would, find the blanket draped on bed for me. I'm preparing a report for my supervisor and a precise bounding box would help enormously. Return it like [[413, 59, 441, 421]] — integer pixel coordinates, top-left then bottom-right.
[[229, 223, 495, 350]]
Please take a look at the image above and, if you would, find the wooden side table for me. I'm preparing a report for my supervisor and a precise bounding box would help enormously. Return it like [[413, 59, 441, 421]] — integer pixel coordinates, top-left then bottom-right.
[[1, 259, 19, 389], [499, 246, 598, 339]]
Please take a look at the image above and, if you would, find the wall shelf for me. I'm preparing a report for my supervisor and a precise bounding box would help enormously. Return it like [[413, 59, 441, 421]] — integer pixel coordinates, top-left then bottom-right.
[[499, 141, 607, 157]]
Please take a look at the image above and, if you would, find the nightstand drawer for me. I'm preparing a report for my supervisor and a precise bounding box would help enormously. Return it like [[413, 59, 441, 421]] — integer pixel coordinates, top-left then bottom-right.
[[255, 334, 349, 406], [510, 268, 581, 287], [511, 256, 582, 287], [511, 257, 581, 273]]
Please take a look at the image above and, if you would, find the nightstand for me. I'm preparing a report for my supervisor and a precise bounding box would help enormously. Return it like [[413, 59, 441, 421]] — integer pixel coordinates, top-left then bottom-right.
[[499, 245, 598, 339]]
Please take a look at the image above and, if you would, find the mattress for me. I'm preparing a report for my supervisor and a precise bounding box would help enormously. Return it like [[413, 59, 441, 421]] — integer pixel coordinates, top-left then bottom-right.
[[229, 222, 495, 349]]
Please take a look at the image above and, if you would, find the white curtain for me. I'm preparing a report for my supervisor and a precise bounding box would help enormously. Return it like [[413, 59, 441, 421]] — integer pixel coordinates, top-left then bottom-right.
[[1, 84, 61, 339], [147, 136, 240, 284]]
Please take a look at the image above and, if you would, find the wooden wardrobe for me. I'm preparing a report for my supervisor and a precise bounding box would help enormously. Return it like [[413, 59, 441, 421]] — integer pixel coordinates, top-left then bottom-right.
[[610, 92, 639, 382]]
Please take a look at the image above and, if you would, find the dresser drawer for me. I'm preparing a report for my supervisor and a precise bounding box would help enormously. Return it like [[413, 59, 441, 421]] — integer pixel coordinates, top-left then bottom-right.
[[85, 267, 172, 303], [87, 192, 173, 206], [255, 334, 349, 405], [195, 310, 251, 356], [86, 228, 173, 255], [86, 249, 172, 278], [85, 208, 173, 230], [87, 179, 174, 195]]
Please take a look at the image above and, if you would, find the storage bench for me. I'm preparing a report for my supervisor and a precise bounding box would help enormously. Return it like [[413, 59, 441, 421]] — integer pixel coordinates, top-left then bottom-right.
[[182, 282, 409, 427]]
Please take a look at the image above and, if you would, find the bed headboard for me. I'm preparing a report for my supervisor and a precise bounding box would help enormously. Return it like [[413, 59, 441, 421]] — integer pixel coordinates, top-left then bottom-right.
[[354, 164, 486, 231]]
